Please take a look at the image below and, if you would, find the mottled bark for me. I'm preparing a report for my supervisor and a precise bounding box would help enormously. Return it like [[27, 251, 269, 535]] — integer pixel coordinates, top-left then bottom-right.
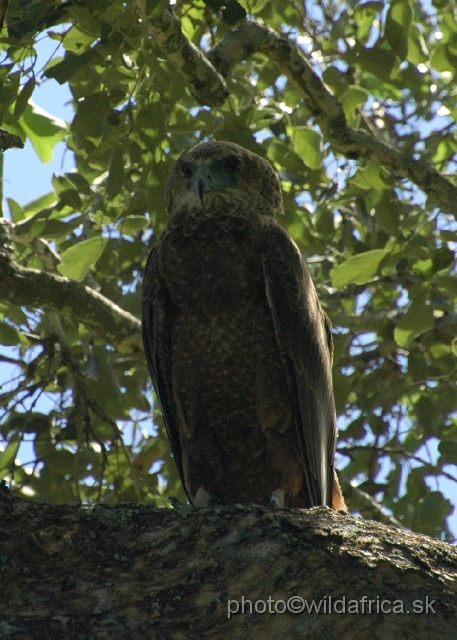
[[1, 486, 456, 639]]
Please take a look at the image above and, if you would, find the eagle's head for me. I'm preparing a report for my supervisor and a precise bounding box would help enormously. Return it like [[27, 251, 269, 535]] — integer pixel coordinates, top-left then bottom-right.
[[165, 141, 283, 218]]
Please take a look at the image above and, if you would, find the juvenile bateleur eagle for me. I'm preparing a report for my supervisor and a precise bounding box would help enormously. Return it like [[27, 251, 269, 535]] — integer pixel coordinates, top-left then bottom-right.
[[142, 141, 345, 510]]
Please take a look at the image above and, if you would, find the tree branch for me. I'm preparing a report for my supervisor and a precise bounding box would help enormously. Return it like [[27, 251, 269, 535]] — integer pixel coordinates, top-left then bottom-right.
[[338, 473, 404, 530], [207, 21, 457, 215], [136, 0, 228, 107], [2, 494, 457, 638], [0, 220, 141, 350], [134, 5, 457, 213], [340, 445, 457, 485]]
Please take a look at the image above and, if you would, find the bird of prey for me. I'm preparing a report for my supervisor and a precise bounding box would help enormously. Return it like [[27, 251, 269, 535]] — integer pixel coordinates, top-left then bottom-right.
[[142, 141, 345, 510]]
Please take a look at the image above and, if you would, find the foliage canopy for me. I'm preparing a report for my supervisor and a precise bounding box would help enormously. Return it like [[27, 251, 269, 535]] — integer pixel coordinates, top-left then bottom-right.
[[0, 0, 456, 541]]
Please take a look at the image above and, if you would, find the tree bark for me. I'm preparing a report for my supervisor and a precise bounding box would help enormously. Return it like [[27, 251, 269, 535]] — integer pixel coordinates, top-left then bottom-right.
[[1, 486, 456, 639], [0, 219, 141, 351]]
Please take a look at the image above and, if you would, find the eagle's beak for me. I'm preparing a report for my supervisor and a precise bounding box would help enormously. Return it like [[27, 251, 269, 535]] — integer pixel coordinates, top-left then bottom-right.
[[191, 164, 213, 201]]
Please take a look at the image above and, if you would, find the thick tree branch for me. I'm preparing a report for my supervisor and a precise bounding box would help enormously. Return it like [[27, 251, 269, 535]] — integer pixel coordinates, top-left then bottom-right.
[[2, 491, 456, 638], [136, 0, 228, 107], [0, 220, 141, 350], [207, 21, 457, 215]]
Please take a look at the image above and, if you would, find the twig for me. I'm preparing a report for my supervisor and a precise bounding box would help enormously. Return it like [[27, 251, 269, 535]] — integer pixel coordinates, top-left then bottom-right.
[[136, 0, 228, 107], [207, 20, 457, 215]]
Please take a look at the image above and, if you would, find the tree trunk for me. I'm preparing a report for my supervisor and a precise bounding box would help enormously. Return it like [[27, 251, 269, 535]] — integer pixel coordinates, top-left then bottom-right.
[[1, 485, 456, 639]]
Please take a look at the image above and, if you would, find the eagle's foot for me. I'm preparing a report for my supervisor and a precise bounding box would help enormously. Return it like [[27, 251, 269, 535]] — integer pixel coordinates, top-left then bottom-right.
[[169, 496, 186, 508], [269, 489, 285, 509], [194, 487, 221, 507]]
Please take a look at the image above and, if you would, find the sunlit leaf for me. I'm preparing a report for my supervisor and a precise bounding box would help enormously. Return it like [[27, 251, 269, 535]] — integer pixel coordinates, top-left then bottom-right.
[[331, 250, 389, 287], [19, 101, 67, 164], [291, 127, 323, 169], [0, 322, 21, 346], [121, 215, 149, 236], [7, 198, 23, 222], [340, 85, 369, 125], [353, 1, 383, 41], [394, 295, 435, 346], [58, 237, 108, 282], [0, 434, 20, 472], [351, 161, 391, 189]]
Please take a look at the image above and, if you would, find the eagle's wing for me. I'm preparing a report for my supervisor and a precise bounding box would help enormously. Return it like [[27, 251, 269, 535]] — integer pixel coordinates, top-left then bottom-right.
[[142, 247, 190, 502], [262, 223, 336, 507]]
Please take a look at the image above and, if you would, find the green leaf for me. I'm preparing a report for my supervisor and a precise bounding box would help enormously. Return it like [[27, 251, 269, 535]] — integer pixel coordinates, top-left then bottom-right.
[[0, 434, 20, 472], [438, 440, 457, 464], [266, 138, 305, 173], [19, 101, 67, 164], [431, 43, 457, 73], [107, 146, 125, 200], [291, 127, 323, 169], [6, 412, 50, 435], [40, 217, 82, 241], [407, 24, 428, 65], [71, 92, 111, 141], [413, 491, 453, 536], [65, 172, 93, 195], [353, 1, 384, 40], [44, 49, 96, 84], [345, 45, 397, 81], [394, 295, 435, 347], [146, 0, 168, 19], [7, 198, 23, 222], [0, 322, 21, 346], [22, 192, 59, 217], [435, 274, 457, 298], [331, 249, 389, 288], [340, 85, 369, 125], [452, 338, 457, 358], [121, 215, 149, 236], [12, 77, 36, 125], [57, 237, 108, 282], [351, 161, 391, 189], [238, 0, 269, 14], [385, 0, 413, 59]]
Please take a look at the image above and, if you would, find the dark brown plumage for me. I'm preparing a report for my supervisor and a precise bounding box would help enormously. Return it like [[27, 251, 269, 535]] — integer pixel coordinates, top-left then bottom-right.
[[142, 141, 345, 510]]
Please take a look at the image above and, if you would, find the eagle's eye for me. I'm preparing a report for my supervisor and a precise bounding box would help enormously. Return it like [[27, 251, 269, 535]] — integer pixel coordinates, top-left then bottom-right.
[[224, 156, 241, 174], [179, 162, 193, 180]]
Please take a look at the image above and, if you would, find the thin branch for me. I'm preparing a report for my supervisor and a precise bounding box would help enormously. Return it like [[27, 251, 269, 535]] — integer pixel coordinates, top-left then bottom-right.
[[207, 21, 457, 215], [340, 444, 457, 484], [133, 5, 457, 213], [0, 220, 141, 350], [136, 0, 228, 107], [338, 473, 405, 529]]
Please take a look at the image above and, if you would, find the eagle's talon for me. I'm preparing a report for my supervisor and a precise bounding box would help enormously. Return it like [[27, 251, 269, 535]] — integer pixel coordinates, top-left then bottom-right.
[[194, 487, 220, 507], [269, 489, 285, 509]]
